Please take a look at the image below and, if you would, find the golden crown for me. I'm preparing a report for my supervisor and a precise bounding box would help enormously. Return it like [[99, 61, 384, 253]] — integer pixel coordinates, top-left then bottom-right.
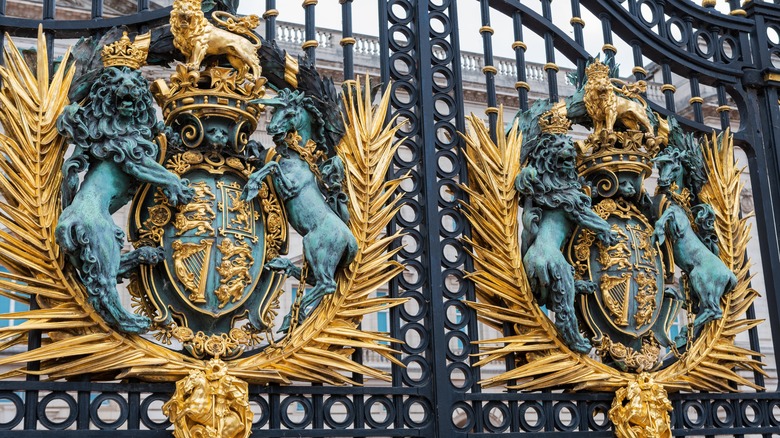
[[577, 130, 656, 181], [585, 58, 610, 81], [101, 31, 151, 69], [152, 65, 267, 136], [539, 103, 571, 135]]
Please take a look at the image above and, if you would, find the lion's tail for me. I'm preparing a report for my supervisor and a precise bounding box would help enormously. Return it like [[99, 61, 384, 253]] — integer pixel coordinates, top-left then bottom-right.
[[213, 11, 262, 49], [61, 153, 89, 208]]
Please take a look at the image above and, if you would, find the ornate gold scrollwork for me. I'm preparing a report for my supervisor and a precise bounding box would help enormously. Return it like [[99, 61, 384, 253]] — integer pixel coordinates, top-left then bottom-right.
[[597, 335, 661, 373], [258, 183, 285, 260]]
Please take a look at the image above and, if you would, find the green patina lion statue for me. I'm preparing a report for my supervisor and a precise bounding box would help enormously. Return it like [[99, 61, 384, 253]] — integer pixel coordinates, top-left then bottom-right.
[[56, 66, 194, 334], [516, 126, 617, 353]]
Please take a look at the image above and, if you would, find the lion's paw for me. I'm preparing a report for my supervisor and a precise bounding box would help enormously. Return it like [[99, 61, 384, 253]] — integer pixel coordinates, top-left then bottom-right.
[[598, 229, 619, 247], [137, 246, 165, 265], [164, 179, 195, 206]]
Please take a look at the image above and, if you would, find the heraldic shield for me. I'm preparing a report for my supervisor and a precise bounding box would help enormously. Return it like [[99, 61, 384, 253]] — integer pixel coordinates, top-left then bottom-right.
[[131, 152, 284, 334], [568, 197, 678, 370], [126, 58, 292, 360]]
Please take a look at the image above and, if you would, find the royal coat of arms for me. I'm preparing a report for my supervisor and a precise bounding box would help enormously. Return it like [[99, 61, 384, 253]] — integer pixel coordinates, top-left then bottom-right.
[[463, 56, 763, 437], [0, 1, 407, 437]]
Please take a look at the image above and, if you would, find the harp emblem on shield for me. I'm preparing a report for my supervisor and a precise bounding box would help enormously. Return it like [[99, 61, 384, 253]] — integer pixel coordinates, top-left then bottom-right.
[[171, 239, 214, 304], [600, 273, 632, 327]]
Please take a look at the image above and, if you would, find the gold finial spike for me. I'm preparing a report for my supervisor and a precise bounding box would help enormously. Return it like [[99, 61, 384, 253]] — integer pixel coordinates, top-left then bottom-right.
[[101, 31, 151, 69]]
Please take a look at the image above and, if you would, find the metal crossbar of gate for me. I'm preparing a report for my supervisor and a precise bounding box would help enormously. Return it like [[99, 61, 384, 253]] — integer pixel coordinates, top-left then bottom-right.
[[1, 0, 780, 436]]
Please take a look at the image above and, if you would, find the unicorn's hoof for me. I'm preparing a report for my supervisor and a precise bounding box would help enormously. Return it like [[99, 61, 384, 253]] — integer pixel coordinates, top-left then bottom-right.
[[693, 309, 720, 327]]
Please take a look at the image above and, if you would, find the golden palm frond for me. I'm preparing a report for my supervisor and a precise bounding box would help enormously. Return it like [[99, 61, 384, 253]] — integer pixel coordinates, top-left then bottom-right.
[[0, 28, 106, 379], [232, 75, 408, 384], [0, 30, 203, 382]]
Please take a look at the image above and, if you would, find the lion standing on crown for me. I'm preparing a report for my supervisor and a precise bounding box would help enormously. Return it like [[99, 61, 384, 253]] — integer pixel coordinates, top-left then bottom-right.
[[170, 0, 261, 79]]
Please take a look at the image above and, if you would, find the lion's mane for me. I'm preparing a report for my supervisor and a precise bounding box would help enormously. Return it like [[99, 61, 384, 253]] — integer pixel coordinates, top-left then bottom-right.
[[58, 66, 160, 206], [516, 134, 595, 234], [170, 0, 209, 56], [583, 75, 615, 125]]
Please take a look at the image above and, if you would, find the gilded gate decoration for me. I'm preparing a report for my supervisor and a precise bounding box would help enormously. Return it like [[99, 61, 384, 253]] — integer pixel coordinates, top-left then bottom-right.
[[0, 1, 409, 436], [463, 56, 763, 435]]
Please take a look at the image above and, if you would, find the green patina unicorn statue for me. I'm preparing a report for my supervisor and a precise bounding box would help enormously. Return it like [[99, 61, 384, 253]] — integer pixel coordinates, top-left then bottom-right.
[[242, 89, 357, 330]]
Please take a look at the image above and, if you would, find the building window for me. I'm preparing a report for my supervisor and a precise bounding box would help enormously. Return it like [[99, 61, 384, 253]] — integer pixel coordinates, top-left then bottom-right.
[[0, 267, 26, 328]]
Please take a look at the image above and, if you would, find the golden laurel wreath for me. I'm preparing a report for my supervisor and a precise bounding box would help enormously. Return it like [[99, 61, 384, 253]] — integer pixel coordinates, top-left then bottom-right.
[[0, 31, 406, 385], [461, 110, 764, 393]]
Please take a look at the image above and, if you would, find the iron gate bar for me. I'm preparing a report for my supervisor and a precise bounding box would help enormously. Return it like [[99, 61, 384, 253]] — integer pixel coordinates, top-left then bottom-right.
[[629, 41, 645, 82], [341, 0, 354, 80], [488, 0, 591, 61], [303, 0, 316, 62], [478, 0, 498, 131], [374, 2, 423, 434], [264, 0, 276, 41], [91, 0, 102, 19], [511, 10, 529, 111], [541, 0, 559, 100], [0, 7, 171, 37], [744, 2, 780, 391], [402, 1, 444, 436], [344, 0, 363, 409]]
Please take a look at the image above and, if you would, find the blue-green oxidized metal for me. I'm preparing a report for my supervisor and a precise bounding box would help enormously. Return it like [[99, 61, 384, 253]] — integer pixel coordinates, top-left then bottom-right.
[[56, 63, 194, 335]]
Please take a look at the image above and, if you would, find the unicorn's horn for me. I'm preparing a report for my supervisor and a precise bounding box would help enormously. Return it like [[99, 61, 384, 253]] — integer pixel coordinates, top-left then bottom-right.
[[250, 97, 285, 107]]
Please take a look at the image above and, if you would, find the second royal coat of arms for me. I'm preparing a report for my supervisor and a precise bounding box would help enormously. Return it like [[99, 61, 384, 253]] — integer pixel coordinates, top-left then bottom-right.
[[463, 56, 763, 437]]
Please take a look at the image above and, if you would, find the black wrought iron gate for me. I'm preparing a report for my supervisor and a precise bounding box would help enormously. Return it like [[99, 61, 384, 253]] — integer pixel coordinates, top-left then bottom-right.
[[1, 0, 780, 436]]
